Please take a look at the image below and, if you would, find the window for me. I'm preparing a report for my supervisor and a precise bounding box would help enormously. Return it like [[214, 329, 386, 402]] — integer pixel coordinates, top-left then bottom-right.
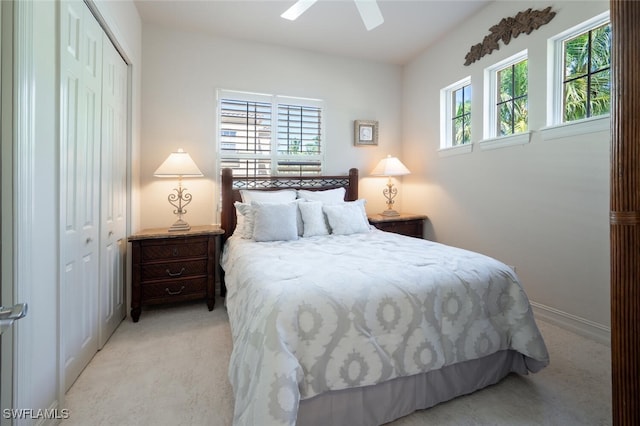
[[548, 12, 610, 126], [440, 77, 472, 149], [277, 102, 322, 174], [562, 22, 611, 122], [218, 90, 323, 177], [496, 58, 528, 136], [484, 51, 528, 141]]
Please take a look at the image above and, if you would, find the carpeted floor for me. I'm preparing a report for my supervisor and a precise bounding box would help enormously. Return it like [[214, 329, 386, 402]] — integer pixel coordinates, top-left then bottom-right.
[[63, 301, 611, 426]]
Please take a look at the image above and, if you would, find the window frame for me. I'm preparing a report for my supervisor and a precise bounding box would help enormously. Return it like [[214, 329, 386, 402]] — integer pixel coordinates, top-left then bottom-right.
[[439, 76, 472, 153], [483, 50, 528, 140], [217, 89, 324, 177], [546, 11, 610, 128]]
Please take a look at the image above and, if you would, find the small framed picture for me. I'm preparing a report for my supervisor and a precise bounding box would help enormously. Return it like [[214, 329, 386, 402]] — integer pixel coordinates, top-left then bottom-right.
[[354, 120, 378, 146]]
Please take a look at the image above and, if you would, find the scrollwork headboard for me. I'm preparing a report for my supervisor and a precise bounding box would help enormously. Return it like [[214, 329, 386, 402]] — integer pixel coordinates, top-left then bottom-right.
[[220, 168, 359, 243]]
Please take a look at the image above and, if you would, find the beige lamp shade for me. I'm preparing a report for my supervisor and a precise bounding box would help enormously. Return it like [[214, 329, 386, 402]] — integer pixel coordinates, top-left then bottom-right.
[[371, 155, 410, 217], [154, 148, 203, 232], [154, 148, 203, 177], [370, 155, 410, 177]]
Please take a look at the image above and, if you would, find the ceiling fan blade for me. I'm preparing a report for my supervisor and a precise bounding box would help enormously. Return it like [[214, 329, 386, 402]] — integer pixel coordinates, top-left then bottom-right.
[[354, 0, 384, 31], [281, 0, 318, 21]]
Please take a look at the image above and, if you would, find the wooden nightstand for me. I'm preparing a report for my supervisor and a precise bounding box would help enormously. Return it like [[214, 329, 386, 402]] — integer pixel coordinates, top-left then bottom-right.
[[128, 225, 224, 322], [368, 213, 428, 239]]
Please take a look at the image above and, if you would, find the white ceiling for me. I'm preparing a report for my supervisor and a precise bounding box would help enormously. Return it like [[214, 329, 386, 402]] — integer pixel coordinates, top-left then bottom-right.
[[134, 0, 492, 65]]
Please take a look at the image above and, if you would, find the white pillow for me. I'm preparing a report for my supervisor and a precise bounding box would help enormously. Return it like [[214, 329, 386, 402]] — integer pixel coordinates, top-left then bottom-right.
[[356, 198, 370, 225], [294, 199, 304, 236], [233, 202, 254, 239], [323, 200, 371, 235], [234, 199, 303, 239], [240, 189, 296, 203], [298, 201, 329, 237], [297, 187, 346, 204], [252, 201, 299, 242]]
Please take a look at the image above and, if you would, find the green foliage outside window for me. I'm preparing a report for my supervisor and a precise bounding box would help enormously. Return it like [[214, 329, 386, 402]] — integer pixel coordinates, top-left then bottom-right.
[[452, 85, 472, 145], [563, 23, 611, 122], [497, 59, 528, 136], [278, 137, 320, 155]]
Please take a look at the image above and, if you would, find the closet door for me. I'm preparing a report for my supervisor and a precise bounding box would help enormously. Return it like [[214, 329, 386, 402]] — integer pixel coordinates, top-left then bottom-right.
[[99, 37, 127, 348], [60, 0, 102, 390]]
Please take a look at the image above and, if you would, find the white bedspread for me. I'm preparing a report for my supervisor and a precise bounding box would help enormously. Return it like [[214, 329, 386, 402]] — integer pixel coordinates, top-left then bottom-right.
[[221, 230, 549, 426]]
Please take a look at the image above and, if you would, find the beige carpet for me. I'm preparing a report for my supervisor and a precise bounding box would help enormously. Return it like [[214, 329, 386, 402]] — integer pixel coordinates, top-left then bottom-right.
[[63, 301, 611, 426]]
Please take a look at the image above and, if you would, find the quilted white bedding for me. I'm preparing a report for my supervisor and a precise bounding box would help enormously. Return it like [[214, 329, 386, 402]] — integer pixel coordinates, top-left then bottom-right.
[[221, 230, 549, 426]]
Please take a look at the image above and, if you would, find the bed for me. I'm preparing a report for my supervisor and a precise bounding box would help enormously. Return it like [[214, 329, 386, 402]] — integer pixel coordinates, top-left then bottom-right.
[[220, 168, 549, 426]]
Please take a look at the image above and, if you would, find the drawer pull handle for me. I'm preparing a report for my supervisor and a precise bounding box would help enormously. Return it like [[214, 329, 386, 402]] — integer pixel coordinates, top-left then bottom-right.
[[165, 286, 185, 296], [173, 248, 179, 256], [166, 267, 186, 277]]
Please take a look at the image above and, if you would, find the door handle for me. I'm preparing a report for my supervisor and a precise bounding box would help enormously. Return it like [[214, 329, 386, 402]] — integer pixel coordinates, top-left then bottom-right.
[[0, 303, 28, 321], [0, 303, 28, 335]]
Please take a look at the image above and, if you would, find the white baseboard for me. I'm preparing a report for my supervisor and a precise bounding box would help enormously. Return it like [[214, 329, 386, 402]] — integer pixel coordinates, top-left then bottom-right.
[[530, 301, 610, 346]]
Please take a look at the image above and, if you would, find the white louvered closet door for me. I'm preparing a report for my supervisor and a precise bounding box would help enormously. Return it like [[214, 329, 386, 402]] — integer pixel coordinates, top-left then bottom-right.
[[99, 37, 127, 349], [60, 0, 103, 390]]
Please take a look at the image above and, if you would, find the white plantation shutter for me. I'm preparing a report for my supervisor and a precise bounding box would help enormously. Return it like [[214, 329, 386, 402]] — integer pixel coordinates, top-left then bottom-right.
[[219, 94, 273, 177], [277, 101, 322, 175], [218, 90, 323, 177]]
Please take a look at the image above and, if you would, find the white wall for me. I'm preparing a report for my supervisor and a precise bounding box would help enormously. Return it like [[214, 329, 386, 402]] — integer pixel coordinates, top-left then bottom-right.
[[139, 24, 403, 229], [402, 0, 610, 338]]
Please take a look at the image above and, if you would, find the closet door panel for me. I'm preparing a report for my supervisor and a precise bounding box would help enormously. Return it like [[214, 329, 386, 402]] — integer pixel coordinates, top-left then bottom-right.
[[60, 0, 102, 390], [99, 37, 127, 347]]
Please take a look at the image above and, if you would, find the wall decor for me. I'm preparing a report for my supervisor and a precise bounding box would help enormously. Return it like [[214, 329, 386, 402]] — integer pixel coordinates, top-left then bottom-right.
[[354, 120, 379, 146], [464, 7, 556, 66]]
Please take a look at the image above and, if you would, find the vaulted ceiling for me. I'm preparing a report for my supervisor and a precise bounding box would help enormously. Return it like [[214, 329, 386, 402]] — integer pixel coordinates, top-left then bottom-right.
[[134, 0, 492, 65]]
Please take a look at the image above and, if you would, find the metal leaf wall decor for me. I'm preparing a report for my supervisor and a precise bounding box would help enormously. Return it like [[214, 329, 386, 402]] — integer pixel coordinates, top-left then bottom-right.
[[464, 7, 556, 66]]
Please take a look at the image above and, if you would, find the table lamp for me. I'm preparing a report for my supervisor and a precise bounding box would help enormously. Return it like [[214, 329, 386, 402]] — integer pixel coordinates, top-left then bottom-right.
[[154, 148, 203, 231], [370, 155, 410, 217]]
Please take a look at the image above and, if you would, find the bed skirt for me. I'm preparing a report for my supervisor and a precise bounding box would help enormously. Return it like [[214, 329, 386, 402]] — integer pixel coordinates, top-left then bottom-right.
[[297, 349, 544, 426]]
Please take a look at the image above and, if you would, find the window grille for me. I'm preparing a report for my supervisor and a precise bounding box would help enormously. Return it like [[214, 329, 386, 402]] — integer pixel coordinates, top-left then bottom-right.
[[496, 59, 528, 136], [562, 22, 611, 122], [452, 84, 472, 146], [547, 12, 610, 127], [440, 77, 472, 149]]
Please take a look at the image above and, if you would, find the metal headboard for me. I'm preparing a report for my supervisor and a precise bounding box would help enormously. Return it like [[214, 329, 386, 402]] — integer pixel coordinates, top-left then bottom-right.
[[220, 168, 359, 242]]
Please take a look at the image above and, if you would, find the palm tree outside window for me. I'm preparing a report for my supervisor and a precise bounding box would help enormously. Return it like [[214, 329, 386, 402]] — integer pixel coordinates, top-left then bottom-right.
[[496, 59, 528, 136], [452, 84, 472, 146], [563, 22, 611, 122]]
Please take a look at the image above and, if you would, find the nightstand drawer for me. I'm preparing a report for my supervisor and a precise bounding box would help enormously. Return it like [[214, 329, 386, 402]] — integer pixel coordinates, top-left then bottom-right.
[[141, 259, 208, 281], [376, 221, 422, 238], [141, 278, 207, 302], [368, 213, 427, 239], [140, 239, 209, 262]]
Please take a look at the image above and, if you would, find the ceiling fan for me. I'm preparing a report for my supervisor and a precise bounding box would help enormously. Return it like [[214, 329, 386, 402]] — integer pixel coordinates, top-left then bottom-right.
[[281, 0, 384, 31]]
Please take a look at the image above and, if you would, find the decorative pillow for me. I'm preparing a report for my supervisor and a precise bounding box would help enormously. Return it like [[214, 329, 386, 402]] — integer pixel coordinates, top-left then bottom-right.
[[298, 201, 329, 237], [240, 189, 296, 203], [350, 198, 369, 224], [297, 187, 346, 204], [323, 200, 371, 235], [251, 201, 299, 242], [233, 202, 255, 239]]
